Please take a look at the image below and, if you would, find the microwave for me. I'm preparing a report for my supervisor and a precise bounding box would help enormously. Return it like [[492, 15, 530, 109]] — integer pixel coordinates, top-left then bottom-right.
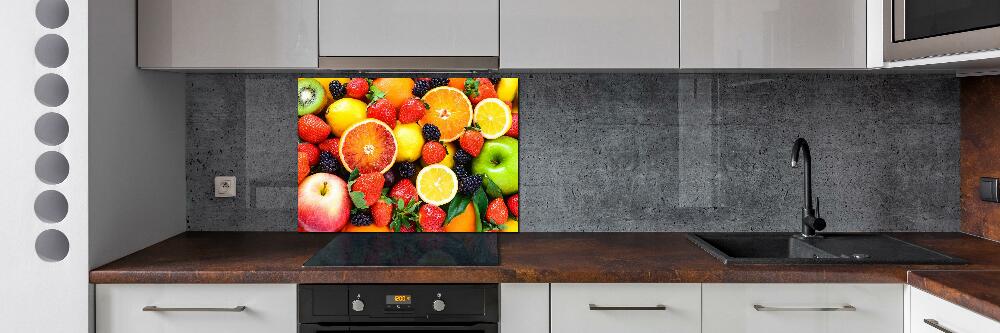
[[884, 0, 1000, 62]]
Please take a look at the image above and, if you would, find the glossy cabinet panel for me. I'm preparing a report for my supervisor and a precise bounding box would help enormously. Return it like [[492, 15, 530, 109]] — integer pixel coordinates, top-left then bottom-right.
[[501, 0, 680, 69], [702, 283, 903, 333], [551, 283, 700, 333], [681, 0, 868, 68], [138, 0, 318, 69], [319, 0, 498, 57], [910, 287, 1000, 333], [499, 283, 548, 333]]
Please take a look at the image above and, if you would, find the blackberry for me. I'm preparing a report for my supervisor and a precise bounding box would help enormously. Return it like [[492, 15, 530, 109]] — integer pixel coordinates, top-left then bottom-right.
[[328, 81, 346, 99], [452, 149, 472, 166], [453, 166, 469, 180], [430, 78, 448, 88], [412, 80, 431, 97], [396, 161, 418, 179], [421, 124, 441, 142], [350, 211, 374, 226], [488, 77, 500, 85], [458, 174, 482, 195], [317, 151, 340, 174]]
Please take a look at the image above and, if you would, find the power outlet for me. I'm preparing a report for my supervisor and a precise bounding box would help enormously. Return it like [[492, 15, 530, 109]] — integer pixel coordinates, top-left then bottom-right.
[[215, 176, 236, 198]]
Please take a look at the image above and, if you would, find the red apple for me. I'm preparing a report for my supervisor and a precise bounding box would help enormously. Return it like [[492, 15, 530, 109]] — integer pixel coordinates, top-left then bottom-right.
[[298, 173, 351, 232]]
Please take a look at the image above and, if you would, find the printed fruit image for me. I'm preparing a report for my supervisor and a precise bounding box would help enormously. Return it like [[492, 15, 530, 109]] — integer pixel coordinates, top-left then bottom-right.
[[420, 86, 472, 142], [326, 98, 368, 137], [298, 173, 351, 232], [339, 119, 398, 174], [298, 78, 328, 116], [496, 78, 518, 103], [298, 114, 331, 144], [473, 98, 513, 139], [343, 224, 391, 232], [472, 136, 518, 195], [393, 122, 425, 162], [502, 218, 519, 232], [443, 202, 476, 232], [373, 78, 415, 109], [416, 164, 458, 206], [315, 78, 348, 101]]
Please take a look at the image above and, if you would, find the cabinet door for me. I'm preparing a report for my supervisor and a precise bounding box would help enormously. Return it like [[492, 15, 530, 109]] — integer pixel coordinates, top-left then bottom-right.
[[501, 0, 680, 69], [319, 0, 499, 57], [551, 283, 700, 333], [910, 287, 1000, 333], [138, 0, 318, 69], [96, 284, 297, 333], [702, 283, 903, 333], [500, 284, 548, 333], [680, 0, 867, 68]]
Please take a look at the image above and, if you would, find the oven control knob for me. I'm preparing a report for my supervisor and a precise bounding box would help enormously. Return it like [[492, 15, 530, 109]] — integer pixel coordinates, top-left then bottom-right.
[[432, 299, 446, 312], [351, 299, 365, 312]]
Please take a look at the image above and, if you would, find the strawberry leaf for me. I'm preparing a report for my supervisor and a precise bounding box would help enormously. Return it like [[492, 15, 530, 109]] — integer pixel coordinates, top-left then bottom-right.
[[349, 191, 368, 210], [464, 78, 480, 98], [347, 168, 360, 187], [366, 85, 386, 105]]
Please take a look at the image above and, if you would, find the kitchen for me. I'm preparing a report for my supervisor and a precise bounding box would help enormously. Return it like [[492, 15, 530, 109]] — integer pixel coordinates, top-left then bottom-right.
[[3, 0, 1000, 332]]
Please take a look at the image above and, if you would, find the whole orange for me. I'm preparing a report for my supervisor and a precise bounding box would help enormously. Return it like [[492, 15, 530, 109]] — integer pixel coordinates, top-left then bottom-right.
[[443, 202, 476, 232], [373, 78, 415, 110], [343, 223, 391, 232], [448, 78, 467, 90]]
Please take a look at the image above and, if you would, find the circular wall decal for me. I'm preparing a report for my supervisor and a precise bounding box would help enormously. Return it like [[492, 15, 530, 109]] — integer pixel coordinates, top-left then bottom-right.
[[35, 229, 70, 262], [35, 151, 69, 184]]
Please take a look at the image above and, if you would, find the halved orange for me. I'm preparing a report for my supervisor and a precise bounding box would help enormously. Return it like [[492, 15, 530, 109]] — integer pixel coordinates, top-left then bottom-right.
[[420, 87, 473, 142], [472, 98, 512, 139], [338, 119, 398, 174], [373, 78, 415, 110], [415, 164, 458, 206]]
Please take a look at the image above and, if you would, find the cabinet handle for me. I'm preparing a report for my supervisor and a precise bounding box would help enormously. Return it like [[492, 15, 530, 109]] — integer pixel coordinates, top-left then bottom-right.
[[923, 319, 955, 333], [753, 304, 856, 312], [142, 306, 247, 312], [588, 304, 667, 311]]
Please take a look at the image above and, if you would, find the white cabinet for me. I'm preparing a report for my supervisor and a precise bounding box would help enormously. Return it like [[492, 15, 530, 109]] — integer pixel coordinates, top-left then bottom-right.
[[680, 0, 870, 68], [319, 0, 498, 57], [96, 284, 297, 333], [137, 0, 318, 69], [702, 283, 904, 333], [500, 283, 548, 333], [500, 0, 680, 69], [551, 283, 701, 333], [909, 287, 1000, 333]]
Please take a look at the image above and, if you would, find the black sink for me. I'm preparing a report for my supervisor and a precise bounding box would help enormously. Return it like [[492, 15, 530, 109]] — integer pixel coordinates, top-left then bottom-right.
[[687, 233, 966, 265]]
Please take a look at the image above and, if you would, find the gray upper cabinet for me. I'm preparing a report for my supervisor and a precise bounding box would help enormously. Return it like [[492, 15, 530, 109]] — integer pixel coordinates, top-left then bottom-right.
[[319, 0, 499, 58], [501, 0, 680, 69], [137, 0, 318, 69], [680, 0, 868, 69]]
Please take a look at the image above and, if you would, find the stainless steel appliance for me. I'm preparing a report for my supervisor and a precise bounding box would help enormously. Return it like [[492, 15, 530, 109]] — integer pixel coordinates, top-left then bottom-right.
[[298, 284, 498, 332], [884, 0, 1000, 61]]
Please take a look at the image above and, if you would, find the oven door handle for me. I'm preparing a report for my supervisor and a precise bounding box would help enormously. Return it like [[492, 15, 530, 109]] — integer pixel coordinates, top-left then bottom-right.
[[346, 323, 497, 331]]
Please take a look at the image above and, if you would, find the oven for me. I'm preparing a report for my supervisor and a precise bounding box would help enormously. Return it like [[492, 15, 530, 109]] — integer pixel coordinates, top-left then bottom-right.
[[884, 0, 1000, 61], [298, 284, 498, 333]]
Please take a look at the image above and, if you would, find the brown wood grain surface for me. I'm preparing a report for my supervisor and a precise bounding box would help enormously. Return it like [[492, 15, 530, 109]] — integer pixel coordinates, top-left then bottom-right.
[[909, 270, 1000, 322], [961, 76, 1000, 242]]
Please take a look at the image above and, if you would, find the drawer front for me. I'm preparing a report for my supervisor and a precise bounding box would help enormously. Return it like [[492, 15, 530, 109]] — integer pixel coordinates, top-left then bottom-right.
[[703, 283, 903, 333], [96, 284, 296, 333], [551, 283, 701, 333], [319, 0, 499, 57], [910, 287, 1000, 333]]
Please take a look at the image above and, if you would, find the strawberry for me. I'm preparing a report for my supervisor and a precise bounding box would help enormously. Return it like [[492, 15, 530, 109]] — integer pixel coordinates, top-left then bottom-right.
[[398, 97, 427, 124], [465, 78, 498, 105], [419, 204, 446, 232], [389, 179, 419, 206], [297, 152, 309, 184], [506, 194, 519, 219], [421, 141, 447, 165], [367, 98, 396, 129], [486, 198, 508, 225], [345, 78, 369, 100], [506, 113, 519, 138], [459, 129, 484, 157], [350, 173, 385, 207], [371, 199, 394, 227], [297, 114, 331, 144], [317, 138, 339, 156], [298, 142, 320, 166]]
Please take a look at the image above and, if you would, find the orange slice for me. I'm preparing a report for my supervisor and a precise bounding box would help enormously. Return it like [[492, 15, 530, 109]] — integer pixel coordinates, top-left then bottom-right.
[[472, 98, 512, 139], [420, 86, 473, 142], [415, 164, 458, 206], [338, 119, 398, 174]]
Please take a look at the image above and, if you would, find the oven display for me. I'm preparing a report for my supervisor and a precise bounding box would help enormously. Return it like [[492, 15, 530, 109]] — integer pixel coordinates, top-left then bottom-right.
[[386, 295, 412, 304]]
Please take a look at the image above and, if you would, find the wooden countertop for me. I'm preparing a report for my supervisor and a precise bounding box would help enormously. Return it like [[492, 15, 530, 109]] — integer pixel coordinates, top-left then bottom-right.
[[908, 270, 1000, 323]]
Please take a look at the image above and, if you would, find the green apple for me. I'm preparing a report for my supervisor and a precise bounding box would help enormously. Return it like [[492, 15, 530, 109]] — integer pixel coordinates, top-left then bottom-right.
[[471, 136, 518, 195]]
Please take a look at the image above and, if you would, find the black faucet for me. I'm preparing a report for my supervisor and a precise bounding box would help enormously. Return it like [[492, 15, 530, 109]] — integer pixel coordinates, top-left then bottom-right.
[[791, 138, 826, 237]]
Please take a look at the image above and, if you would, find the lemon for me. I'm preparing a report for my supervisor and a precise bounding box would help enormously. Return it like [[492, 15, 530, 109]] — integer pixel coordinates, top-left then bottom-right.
[[424, 142, 457, 168], [496, 78, 518, 103], [325, 98, 367, 137], [416, 164, 458, 206], [502, 218, 519, 232], [393, 122, 424, 162], [472, 98, 513, 139]]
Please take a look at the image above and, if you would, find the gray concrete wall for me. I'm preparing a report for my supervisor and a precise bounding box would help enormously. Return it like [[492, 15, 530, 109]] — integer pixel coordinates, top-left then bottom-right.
[[186, 73, 960, 232]]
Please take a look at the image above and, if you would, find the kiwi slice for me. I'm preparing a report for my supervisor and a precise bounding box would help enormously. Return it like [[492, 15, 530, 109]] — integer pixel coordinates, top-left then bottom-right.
[[298, 78, 327, 116]]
